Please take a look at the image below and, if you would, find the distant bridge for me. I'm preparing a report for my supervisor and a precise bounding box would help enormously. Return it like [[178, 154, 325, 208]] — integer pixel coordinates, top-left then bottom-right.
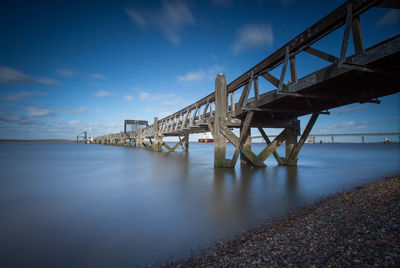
[[252, 132, 400, 143], [94, 0, 400, 168]]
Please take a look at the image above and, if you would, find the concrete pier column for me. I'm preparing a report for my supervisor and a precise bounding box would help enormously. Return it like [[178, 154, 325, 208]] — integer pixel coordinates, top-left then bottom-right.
[[214, 73, 228, 168], [153, 117, 162, 152], [240, 127, 252, 167]]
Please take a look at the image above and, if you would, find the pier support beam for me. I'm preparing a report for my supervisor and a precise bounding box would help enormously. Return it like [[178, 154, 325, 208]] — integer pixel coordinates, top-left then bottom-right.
[[284, 124, 298, 164], [152, 117, 162, 152], [284, 113, 319, 166], [240, 127, 252, 167], [214, 73, 228, 168], [137, 127, 144, 148], [162, 136, 187, 152], [183, 133, 189, 151]]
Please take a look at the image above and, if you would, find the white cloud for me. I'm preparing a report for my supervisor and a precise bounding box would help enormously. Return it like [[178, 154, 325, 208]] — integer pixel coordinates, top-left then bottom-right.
[[68, 120, 81, 125], [146, 108, 155, 113], [232, 24, 274, 54], [125, 0, 195, 45], [178, 70, 205, 82], [138, 91, 175, 101], [26, 107, 55, 117], [177, 65, 224, 83], [56, 69, 75, 77], [1, 91, 47, 102], [139, 91, 150, 100], [376, 9, 400, 28], [68, 107, 88, 115], [319, 120, 371, 132], [334, 106, 369, 115], [90, 73, 106, 79], [0, 65, 59, 85], [124, 95, 134, 101], [95, 90, 114, 97], [160, 100, 179, 108]]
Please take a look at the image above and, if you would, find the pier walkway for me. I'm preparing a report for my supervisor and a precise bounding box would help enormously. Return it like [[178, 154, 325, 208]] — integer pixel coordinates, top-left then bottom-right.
[[94, 0, 400, 168]]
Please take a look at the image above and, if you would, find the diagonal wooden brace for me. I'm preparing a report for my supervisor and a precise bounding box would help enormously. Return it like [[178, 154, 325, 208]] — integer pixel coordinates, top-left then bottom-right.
[[257, 127, 283, 165], [231, 112, 253, 166], [257, 128, 288, 162], [219, 125, 266, 167], [286, 113, 319, 165], [162, 136, 186, 152]]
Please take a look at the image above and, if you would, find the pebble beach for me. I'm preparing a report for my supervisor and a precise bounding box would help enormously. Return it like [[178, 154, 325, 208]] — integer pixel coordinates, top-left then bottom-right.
[[168, 175, 400, 267]]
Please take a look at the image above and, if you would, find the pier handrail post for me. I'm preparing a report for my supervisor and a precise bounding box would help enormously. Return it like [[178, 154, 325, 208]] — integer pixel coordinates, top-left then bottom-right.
[[214, 73, 228, 168]]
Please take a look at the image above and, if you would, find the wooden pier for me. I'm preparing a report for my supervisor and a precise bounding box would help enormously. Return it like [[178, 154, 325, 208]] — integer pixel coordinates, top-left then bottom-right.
[[94, 0, 400, 168]]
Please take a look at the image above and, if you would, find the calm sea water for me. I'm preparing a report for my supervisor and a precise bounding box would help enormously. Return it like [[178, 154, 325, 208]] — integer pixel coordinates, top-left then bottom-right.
[[0, 142, 399, 267]]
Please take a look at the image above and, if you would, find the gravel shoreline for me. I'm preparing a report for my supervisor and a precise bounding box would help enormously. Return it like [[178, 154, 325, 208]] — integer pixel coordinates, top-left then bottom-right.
[[167, 175, 400, 267]]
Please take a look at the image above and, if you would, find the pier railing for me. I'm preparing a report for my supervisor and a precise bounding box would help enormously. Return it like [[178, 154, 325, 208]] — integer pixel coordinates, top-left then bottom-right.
[[94, 0, 400, 168]]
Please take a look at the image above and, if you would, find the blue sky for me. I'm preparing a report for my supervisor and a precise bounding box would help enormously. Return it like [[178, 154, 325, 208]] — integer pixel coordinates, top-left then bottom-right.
[[0, 0, 399, 141]]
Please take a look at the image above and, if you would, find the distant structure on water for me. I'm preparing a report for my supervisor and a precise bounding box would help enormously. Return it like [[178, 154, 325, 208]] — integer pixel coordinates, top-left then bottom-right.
[[198, 132, 214, 143]]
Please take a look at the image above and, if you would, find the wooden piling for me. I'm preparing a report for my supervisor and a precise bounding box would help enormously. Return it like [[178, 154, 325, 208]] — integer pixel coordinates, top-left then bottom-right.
[[214, 73, 227, 168], [285, 127, 297, 164], [240, 127, 252, 167], [183, 133, 189, 151], [137, 127, 143, 148], [153, 117, 162, 152]]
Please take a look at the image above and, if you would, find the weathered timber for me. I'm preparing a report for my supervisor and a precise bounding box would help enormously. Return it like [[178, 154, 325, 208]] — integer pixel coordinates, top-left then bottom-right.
[[94, 1, 399, 168], [286, 113, 319, 165], [214, 74, 228, 168], [258, 127, 283, 165]]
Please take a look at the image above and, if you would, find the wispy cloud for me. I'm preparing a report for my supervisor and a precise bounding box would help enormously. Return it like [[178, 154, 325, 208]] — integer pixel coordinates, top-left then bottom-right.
[[139, 91, 175, 101], [232, 24, 274, 54], [319, 120, 371, 132], [90, 73, 106, 79], [178, 70, 205, 82], [125, 9, 147, 27], [125, 0, 195, 45], [159, 99, 190, 108], [0, 112, 23, 124], [124, 95, 134, 101], [1, 91, 47, 102], [0, 65, 59, 85], [56, 69, 75, 77], [95, 90, 115, 97], [68, 107, 88, 115], [68, 120, 81, 126], [26, 106, 56, 117], [334, 106, 369, 115], [139, 91, 150, 100], [376, 9, 400, 28], [177, 65, 224, 83]]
